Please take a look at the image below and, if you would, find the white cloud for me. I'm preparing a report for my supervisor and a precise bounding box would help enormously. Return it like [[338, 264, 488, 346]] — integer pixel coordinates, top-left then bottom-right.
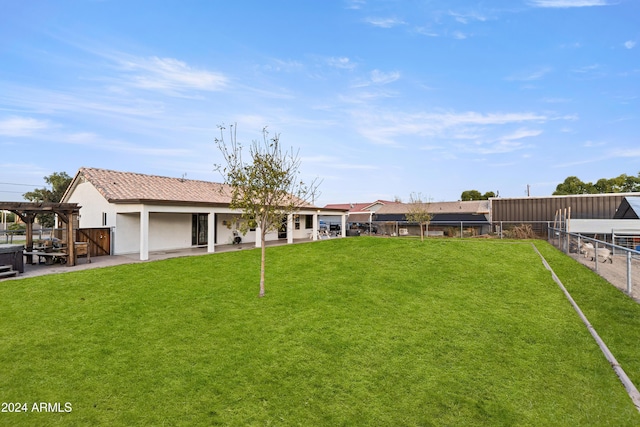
[[611, 148, 640, 158], [363, 17, 406, 28], [328, 57, 356, 70], [473, 140, 528, 155], [370, 70, 400, 85], [0, 116, 51, 137], [507, 67, 552, 81], [263, 58, 304, 73], [351, 109, 551, 146], [415, 27, 439, 37], [118, 56, 228, 93], [583, 140, 606, 147], [528, 0, 610, 7], [624, 40, 636, 49], [345, 0, 366, 10], [448, 11, 488, 24], [351, 70, 400, 88], [452, 31, 468, 40], [502, 128, 543, 140]]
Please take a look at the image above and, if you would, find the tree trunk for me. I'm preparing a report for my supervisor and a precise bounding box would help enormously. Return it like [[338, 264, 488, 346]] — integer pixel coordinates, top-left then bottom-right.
[[259, 229, 266, 297], [420, 223, 425, 242]]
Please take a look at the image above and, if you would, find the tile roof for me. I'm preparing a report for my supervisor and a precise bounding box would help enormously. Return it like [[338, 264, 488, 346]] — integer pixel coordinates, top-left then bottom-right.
[[375, 200, 490, 215], [324, 200, 400, 212], [72, 167, 321, 209], [77, 167, 234, 205]]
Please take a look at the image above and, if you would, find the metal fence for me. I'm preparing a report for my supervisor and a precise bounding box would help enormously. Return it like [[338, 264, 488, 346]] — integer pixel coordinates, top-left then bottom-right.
[[357, 220, 553, 239], [0, 228, 58, 244], [548, 227, 640, 300]]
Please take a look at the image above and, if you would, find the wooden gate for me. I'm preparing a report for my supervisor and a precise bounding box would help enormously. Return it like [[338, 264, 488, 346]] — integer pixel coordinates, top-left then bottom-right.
[[76, 228, 111, 257]]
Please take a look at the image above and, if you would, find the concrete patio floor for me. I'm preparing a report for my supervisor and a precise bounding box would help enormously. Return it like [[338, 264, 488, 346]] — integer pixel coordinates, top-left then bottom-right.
[[11, 237, 328, 280]]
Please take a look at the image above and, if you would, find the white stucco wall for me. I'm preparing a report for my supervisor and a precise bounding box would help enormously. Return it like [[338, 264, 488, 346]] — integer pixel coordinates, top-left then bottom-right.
[[215, 214, 285, 244], [115, 212, 140, 254], [66, 180, 115, 228], [291, 214, 315, 240], [148, 212, 192, 251]]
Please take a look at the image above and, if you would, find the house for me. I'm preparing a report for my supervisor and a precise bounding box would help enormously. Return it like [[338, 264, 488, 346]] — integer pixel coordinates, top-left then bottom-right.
[[372, 200, 491, 237], [61, 167, 347, 260], [322, 200, 400, 231]]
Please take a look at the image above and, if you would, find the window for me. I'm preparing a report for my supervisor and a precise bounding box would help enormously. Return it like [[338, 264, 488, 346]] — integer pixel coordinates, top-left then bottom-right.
[[305, 215, 313, 229], [294, 215, 300, 230], [102, 212, 107, 226]]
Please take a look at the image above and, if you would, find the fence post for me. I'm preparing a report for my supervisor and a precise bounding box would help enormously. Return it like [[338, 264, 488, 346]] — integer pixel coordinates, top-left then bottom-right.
[[595, 243, 599, 273], [627, 251, 632, 296]]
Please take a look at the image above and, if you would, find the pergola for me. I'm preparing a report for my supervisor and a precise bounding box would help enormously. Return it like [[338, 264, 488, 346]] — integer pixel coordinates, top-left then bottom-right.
[[0, 202, 81, 266]]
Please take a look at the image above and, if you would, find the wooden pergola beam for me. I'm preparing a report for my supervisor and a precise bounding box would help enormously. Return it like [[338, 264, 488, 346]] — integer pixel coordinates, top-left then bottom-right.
[[0, 201, 81, 267]]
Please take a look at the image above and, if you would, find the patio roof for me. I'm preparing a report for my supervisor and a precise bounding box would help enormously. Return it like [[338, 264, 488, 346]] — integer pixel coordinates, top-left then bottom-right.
[[0, 202, 81, 266]]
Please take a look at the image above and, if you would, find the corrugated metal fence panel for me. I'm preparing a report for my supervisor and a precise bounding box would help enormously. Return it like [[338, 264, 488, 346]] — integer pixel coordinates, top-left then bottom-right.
[[491, 195, 629, 222]]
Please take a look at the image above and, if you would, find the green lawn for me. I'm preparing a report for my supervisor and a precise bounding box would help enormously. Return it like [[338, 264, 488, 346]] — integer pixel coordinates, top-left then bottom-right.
[[1, 238, 639, 426]]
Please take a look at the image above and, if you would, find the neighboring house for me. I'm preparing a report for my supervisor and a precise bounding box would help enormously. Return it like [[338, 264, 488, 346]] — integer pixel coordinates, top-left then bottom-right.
[[322, 200, 400, 226], [61, 167, 347, 260], [373, 200, 491, 236]]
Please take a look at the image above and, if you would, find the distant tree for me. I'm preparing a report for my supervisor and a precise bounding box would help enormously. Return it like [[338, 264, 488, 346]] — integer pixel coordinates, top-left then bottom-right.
[[460, 190, 494, 201], [23, 171, 72, 227], [553, 172, 640, 195], [621, 173, 640, 192], [552, 176, 596, 195], [461, 190, 482, 201], [215, 124, 320, 298], [405, 192, 433, 242]]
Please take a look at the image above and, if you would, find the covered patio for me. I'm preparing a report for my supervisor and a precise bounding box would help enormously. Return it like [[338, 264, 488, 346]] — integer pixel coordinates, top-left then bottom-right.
[[10, 235, 335, 279]]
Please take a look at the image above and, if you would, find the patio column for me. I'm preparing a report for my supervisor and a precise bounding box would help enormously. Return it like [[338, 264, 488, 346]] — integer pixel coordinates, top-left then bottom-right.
[[312, 212, 318, 241], [255, 225, 262, 248], [140, 207, 149, 261], [287, 213, 294, 244], [208, 212, 215, 253], [65, 211, 76, 266], [341, 213, 346, 237]]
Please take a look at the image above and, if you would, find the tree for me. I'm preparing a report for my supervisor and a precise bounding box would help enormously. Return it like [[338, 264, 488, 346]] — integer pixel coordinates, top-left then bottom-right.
[[214, 124, 319, 297], [23, 171, 72, 227], [553, 172, 640, 195], [405, 192, 433, 242], [460, 190, 495, 201], [552, 176, 596, 195]]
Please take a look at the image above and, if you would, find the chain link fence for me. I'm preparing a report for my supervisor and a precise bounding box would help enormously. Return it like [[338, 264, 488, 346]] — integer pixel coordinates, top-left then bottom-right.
[[364, 220, 553, 239], [548, 227, 640, 301]]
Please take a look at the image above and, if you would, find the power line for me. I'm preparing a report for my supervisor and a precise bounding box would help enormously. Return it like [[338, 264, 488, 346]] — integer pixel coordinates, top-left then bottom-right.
[[0, 182, 43, 187]]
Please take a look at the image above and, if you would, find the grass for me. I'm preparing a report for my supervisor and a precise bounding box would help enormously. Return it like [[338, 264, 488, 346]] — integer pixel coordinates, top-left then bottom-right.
[[1, 237, 640, 426]]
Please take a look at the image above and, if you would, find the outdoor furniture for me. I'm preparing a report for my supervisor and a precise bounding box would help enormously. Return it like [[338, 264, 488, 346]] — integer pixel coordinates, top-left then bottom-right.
[[74, 242, 91, 263], [23, 250, 68, 265], [0, 244, 24, 275]]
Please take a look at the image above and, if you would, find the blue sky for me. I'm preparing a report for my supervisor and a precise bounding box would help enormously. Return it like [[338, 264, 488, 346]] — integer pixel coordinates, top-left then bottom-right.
[[1, 0, 638, 205]]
